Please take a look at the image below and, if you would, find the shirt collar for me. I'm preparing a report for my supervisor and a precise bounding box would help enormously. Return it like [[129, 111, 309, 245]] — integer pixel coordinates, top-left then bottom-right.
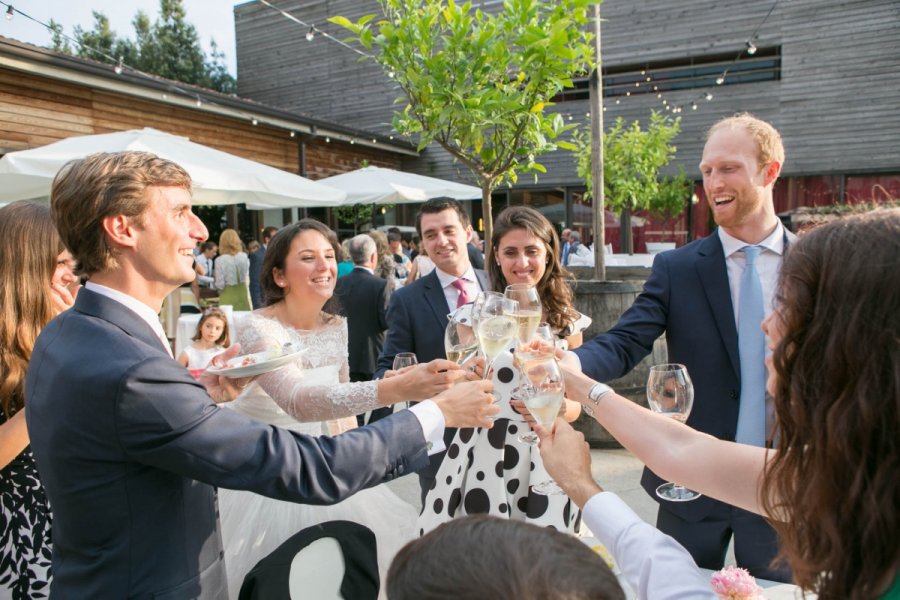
[[718, 220, 785, 259], [354, 265, 374, 274], [435, 265, 478, 289], [85, 281, 168, 339]]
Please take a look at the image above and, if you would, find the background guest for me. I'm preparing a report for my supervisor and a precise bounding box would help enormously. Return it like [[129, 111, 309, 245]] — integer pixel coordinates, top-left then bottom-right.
[[0, 201, 79, 597], [215, 228, 251, 311], [367, 229, 397, 293], [249, 226, 278, 309], [404, 244, 435, 285]]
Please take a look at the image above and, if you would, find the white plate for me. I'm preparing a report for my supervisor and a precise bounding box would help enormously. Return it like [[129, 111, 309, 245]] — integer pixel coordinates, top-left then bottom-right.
[[206, 347, 306, 378]]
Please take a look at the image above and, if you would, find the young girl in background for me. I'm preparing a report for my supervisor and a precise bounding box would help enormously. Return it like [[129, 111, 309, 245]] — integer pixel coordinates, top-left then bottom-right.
[[177, 308, 230, 379]]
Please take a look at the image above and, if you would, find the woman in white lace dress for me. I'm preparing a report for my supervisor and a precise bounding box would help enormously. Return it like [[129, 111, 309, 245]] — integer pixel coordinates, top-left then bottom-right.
[[219, 220, 458, 598], [419, 206, 590, 535]]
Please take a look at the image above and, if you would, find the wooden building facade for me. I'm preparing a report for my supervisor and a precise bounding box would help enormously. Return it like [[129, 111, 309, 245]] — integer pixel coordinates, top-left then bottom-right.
[[0, 36, 417, 240], [235, 0, 900, 249]]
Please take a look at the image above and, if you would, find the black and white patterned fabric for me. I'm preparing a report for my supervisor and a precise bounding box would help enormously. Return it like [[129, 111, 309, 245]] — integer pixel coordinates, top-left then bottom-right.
[[417, 313, 582, 535], [0, 407, 52, 599]]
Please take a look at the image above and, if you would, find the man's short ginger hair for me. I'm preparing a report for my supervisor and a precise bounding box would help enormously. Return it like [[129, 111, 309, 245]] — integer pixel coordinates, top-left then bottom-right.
[[51, 151, 191, 276], [707, 112, 785, 170]]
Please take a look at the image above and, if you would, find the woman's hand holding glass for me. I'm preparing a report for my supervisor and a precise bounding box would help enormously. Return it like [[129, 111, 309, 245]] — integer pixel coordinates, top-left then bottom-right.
[[517, 355, 567, 494]]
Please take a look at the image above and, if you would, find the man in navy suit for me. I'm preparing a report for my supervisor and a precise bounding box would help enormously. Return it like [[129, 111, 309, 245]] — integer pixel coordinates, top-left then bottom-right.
[[25, 152, 497, 599], [375, 198, 490, 502], [573, 113, 792, 581], [249, 225, 278, 308]]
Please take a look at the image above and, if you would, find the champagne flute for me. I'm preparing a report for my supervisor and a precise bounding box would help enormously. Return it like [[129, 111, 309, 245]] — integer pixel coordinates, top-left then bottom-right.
[[504, 283, 543, 345], [646, 363, 702, 502], [444, 312, 478, 366], [475, 295, 518, 380], [519, 356, 566, 493]]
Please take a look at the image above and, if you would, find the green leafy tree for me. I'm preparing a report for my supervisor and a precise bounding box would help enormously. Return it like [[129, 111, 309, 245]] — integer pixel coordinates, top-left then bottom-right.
[[330, 0, 599, 244], [573, 111, 686, 253], [49, 0, 235, 94]]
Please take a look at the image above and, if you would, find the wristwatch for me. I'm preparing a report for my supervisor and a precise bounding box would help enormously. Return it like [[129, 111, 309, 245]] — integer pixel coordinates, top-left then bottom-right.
[[584, 382, 614, 416]]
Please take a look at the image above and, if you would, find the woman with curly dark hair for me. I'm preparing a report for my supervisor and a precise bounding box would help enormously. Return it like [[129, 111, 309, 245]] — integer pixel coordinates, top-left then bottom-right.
[[547, 208, 900, 599], [487, 205, 589, 348], [419, 206, 587, 537]]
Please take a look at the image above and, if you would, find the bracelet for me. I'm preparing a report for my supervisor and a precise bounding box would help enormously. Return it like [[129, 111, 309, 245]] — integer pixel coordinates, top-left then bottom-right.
[[583, 382, 614, 417]]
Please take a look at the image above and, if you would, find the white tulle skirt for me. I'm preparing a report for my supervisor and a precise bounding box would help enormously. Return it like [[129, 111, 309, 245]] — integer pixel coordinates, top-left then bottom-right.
[[219, 386, 418, 599]]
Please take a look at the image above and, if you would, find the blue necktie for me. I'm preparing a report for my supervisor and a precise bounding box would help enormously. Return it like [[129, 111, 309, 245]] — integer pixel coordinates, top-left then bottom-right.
[[735, 246, 766, 446]]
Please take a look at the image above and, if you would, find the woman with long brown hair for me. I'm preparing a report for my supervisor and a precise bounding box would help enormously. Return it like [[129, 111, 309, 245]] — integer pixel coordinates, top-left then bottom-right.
[[0, 201, 79, 597], [544, 209, 900, 599], [419, 206, 587, 536], [487, 205, 589, 349]]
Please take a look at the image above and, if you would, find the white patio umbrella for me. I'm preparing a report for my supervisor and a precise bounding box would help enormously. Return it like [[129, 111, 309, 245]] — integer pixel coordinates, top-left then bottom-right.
[[319, 166, 481, 205], [0, 127, 346, 209]]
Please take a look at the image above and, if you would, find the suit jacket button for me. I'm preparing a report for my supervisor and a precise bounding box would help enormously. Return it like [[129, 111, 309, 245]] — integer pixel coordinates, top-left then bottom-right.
[[730, 390, 738, 400]]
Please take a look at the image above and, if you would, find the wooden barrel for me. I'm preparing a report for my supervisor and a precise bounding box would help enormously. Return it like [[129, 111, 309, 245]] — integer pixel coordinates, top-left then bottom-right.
[[568, 277, 668, 447]]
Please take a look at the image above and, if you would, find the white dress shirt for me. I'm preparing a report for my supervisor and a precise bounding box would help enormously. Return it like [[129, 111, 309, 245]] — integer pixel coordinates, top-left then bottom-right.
[[434, 265, 483, 313], [718, 221, 785, 325], [583, 492, 716, 599]]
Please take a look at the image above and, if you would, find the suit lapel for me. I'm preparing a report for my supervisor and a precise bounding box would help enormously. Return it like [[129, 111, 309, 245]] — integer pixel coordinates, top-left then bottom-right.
[[695, 235, 741, 378], [474, 269, 490, 292], [421, 271, 452, 328], [75, 288, 172, 356]]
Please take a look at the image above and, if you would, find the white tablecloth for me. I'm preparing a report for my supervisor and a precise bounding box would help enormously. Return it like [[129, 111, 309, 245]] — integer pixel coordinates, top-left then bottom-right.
[[174, 309, 251, 357]]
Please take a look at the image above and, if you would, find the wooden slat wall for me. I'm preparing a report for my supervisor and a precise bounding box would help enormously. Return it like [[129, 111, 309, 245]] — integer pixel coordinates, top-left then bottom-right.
[[235, 0, 900, 188], [0, 65, 406, 182]]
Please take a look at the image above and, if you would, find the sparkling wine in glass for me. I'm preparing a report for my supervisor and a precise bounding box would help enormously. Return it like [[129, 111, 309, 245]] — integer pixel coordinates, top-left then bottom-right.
[[504, 283, 543, 345], [444, 313, 478, 366], [519, 356, 566, 493], [476, 295, 518, 380], [646, 363, 701, 502]]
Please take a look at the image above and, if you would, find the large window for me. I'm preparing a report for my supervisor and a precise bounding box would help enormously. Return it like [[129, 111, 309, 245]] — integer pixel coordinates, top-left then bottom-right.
[[552, 47, 782, 103]]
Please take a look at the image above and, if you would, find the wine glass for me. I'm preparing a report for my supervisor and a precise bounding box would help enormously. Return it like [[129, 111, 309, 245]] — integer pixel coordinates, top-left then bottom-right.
[[646, 363, 701, 502], [392, 352, 418, 371], [475, 295, 518, 380], [518, 355, 566, 494], [444, 312, 478, 366], [504, 284, 542, 345]]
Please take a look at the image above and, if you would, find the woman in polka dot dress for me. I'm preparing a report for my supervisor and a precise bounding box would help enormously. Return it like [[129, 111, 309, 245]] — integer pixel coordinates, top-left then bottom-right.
[[418, 206, 590, 535]]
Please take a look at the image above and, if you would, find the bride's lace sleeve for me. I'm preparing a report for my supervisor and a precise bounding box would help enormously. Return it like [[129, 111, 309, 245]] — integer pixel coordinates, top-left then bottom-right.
[[237, 314, 381, 422]]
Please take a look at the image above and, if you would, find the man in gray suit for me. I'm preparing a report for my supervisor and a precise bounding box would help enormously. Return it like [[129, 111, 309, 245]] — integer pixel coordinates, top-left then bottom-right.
[[25, 152, 497, 599]]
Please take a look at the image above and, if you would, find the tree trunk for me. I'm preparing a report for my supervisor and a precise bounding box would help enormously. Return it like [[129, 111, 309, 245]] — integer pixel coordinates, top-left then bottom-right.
[[481, 182, 493, 259], [620, 208, 633, 254]]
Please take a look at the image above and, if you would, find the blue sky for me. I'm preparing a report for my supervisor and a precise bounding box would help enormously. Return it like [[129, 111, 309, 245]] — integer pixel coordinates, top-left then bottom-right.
[[3, 0, 240, 74]]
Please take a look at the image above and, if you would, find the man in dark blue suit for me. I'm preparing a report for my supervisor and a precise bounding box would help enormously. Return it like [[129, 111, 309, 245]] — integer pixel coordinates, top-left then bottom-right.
[[375, 198, 490, 502], [26, 152, 497, 599], [573, 113, 792, 581], [249, 225, 278, 308]]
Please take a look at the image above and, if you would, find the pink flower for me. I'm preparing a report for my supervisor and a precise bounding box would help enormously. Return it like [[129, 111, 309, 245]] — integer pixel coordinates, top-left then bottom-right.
[[710, 566, 765, 600]]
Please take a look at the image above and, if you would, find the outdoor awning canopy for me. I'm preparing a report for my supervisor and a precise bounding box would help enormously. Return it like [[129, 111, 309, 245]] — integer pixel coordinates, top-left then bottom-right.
[[319, 165, 481, 205], [0, 127, 346, 209]]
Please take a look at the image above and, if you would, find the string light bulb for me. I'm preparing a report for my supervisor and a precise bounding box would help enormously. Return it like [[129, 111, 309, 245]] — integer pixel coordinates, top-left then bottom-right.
[[195, 97, 202, 107], [716, 75, 725, 85], [691, 102, 698, 110], [289, 131, 296, 138], [306, 27, 315, 42], [251, 117, 258, 126], [325, 136, 331, 143], [5, 6, 13, 21], [746, 41, 757, 55], [114, 57, 123, 75], [705, 92, 714, 101]]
